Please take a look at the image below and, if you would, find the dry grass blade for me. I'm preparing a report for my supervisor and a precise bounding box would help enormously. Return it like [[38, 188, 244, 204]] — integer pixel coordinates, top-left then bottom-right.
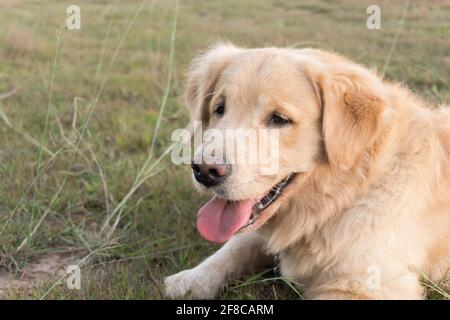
[[382, 0, 410, 75], [0, 103, 55, 157], [0, 89, 17, 101], [13, 0, 151, 253], [99, 0, 180, 244]]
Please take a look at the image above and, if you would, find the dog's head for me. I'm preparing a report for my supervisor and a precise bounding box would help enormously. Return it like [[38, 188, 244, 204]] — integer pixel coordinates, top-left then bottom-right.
[[185, 43, 389, 243]]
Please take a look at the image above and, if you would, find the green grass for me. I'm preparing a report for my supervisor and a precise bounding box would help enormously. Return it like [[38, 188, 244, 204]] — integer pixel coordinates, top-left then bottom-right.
[[0, 0, 448, 299]]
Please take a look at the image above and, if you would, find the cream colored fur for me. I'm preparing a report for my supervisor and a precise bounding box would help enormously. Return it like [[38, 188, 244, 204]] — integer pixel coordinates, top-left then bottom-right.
[[165, 44, 450, 300]]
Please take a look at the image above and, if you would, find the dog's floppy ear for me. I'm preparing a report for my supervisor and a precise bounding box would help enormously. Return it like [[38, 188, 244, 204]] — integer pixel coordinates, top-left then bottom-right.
[[184, 43, 241, 124], [313, 65, 389, 170]]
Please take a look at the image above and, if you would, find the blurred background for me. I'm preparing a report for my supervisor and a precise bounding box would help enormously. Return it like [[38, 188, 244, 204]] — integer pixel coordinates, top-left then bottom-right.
[[0, 0, 448, 299]]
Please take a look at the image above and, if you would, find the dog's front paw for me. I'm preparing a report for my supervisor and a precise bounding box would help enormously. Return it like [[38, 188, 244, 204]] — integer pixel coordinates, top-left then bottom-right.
[[165, 268, 222, 299]]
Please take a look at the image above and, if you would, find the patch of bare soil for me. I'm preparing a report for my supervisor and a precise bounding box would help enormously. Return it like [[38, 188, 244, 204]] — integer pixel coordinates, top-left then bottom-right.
[[0, 254, 80, 298]]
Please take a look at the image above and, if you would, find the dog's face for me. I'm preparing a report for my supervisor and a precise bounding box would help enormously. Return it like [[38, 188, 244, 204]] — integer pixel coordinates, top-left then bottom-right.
[[185, 44, 388, 243]]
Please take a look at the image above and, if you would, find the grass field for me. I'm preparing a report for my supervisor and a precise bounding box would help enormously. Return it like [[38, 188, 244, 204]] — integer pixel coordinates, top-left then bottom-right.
[[0, 0, 448, 299]]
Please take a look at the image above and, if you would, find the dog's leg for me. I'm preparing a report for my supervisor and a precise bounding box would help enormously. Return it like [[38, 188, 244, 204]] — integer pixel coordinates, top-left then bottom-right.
[[165, 232, 272, 299]]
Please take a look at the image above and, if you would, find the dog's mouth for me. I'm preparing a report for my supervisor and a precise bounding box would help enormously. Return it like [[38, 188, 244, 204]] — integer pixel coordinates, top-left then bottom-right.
[[196, 173, 296, 243]]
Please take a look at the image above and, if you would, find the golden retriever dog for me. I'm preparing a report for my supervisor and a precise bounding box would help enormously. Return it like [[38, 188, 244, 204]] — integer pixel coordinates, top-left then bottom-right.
[[165, 43, 450, 299]]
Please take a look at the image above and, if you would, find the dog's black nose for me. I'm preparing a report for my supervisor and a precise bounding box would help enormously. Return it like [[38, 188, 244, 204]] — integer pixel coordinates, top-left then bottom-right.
[[191, 161, 231, 187]]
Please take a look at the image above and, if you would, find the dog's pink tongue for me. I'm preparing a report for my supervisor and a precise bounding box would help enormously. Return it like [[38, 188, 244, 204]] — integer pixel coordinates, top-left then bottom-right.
[[197, 196, 255, 243]]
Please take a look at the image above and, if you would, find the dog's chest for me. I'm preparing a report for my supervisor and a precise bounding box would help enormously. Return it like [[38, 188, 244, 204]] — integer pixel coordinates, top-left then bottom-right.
[[276, 236, 331, 284], [272, 211, 373, 283]]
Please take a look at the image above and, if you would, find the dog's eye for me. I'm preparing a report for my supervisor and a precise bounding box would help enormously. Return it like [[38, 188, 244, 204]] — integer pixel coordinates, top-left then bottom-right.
[[214, 101, 225, 116], [268, 112, 292, 127]]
